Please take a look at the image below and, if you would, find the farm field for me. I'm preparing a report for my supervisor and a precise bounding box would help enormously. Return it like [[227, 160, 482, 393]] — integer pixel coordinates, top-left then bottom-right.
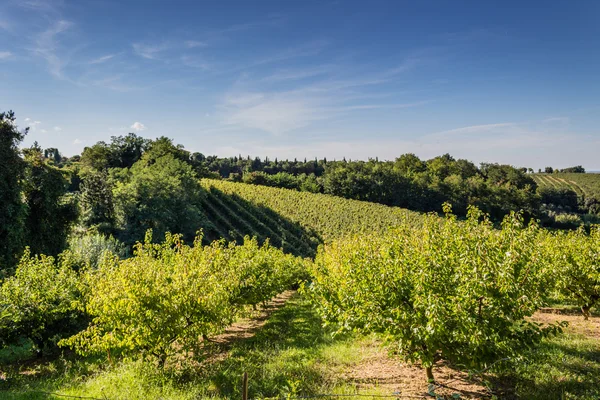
[[2, 293, 599, 400], [200, 179, 423, 247], [1, 182, 599, 399], [532, 173, 600, 198]]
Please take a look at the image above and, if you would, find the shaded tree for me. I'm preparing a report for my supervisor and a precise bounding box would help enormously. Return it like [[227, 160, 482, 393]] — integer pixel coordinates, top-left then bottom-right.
[[0, 111, 27, 270], [22, 144, 78, 257]]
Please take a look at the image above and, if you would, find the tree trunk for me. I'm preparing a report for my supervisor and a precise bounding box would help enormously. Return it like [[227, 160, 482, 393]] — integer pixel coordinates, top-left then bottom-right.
[[425, 366, 434, 382], [582, 305, 590, 321]]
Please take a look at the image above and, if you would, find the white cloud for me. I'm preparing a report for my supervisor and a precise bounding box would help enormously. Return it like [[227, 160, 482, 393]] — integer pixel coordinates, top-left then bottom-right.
[[432, 123, 515, 136], [181, 54, 210, 70], [0, 51, 12, 60], [54, 126, 62, 131], [210, 124, 597, 170], [132, 42, 168, 60], [73, 138, 82, 144], [32, 19, 73, 79], [25, 120, 42, 131], [130, 121, 146, 131], [543, 116, 570, 124], [89, 53, 117, 64], [185, 40, 207, 48]]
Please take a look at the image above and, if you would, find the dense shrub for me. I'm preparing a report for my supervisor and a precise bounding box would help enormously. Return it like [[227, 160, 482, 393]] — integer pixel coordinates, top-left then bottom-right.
[[61, 232, 306, 365], [66, 233, 128, 269], [0, 250, 83, 355], [305, 206, 562, 381]]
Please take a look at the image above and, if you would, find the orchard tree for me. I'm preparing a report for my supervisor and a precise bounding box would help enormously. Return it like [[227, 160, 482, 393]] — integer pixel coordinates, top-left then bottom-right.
[[306, 206, 563, 381], [0, 111, 27, 270], [550, 226, 600, 319]]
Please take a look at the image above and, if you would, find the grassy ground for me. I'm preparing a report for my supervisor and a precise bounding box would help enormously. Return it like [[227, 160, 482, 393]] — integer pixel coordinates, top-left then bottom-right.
[[1, 295, 599, 399]]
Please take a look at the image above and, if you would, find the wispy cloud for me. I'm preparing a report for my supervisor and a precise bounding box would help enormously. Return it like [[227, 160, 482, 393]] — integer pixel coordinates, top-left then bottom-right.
[[53, 126, 62, 131], [433, 123, 515, 136], [132, 42, 169, 60], [543, 116, 570, 124], [185, 40, 207, 48], [24, 118, 42, 131], [0, 51, 13, 60], [180, 54, 210, 70], [88, 53, 118, 64], [130, 121, 146, 131], [261, 64, 335, 82], [0, 19, 10, 31], [31, 19, 73, 79]]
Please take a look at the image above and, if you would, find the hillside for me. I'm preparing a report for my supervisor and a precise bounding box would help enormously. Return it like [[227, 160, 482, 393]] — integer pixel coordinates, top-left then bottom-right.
[[199, 179, 422, 257], [532, 173, 600, 198]]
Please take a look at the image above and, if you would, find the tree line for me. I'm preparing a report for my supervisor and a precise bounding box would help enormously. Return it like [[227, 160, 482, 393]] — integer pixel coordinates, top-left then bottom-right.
[[1, 110, 596, 270]]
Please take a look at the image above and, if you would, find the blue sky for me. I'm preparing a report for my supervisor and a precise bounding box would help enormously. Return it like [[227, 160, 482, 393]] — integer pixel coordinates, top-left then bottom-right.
[[1, 0, 599, 169]]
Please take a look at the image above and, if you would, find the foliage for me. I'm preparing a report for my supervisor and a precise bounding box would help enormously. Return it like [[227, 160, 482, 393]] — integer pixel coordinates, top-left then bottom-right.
[[22, 144, 78, 257], [201, 179, 422, 243], [79, 169, 116, 234], [61, 231, 306, 365], [304, 205, 563, 380], [112, 152, 207, 244], [547, 226, 600, 319], [0, 111, 27, 270], [0, 250, 83, 355], [65, 233, 128, 270]]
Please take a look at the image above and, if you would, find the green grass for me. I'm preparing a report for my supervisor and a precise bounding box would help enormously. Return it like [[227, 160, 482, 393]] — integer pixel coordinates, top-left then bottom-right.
[[2, 296, 599, 399], [497, 333, 600, 400], [0, 295, 382, 400]]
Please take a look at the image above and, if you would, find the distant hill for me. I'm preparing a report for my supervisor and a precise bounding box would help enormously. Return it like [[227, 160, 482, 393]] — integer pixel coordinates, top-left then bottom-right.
[[532, 173, 600, 199], [199, 179, 422, 257]]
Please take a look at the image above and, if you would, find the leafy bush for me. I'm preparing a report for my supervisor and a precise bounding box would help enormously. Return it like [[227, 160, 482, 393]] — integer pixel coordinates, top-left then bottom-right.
[[0, 250, 83, 355], [66, 233, 128, 269], [548, 226, 600, 319], [61, 231, 306, 366], [305, 205, 562, 381]]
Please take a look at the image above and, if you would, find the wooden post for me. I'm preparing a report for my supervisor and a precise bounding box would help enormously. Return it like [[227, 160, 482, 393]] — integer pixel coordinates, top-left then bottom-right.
[[242, 372, 248, 400]]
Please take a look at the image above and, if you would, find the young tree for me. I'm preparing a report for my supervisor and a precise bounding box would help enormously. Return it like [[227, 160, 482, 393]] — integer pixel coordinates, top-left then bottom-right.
[[550, 227, 600, 319], [22, 144, 78, 257], [306, 206, 562, 381], [0, 111, 27, 270]]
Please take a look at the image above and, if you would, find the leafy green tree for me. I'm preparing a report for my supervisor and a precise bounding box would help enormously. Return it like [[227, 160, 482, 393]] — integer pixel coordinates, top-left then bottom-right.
[[61, 232, 305, 366], [22, 144, 78, 257], [109, 133, 148, 168], [79, 170, 116, 233], [0, 249, 83, 356], [112, 152, 206, 244], [306, 206, 562, 381], [80, 141, 116, 171], [549, 226, 600, 319], [0, 111, 27, 270]]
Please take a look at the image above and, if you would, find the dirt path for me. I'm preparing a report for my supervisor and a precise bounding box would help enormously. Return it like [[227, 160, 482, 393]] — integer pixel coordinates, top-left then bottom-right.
[[341, 339, 489, 399], [534, 309, 600, 338]]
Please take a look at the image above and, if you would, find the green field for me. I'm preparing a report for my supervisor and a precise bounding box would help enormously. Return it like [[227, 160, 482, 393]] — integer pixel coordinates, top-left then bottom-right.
[[533, 173, 600, 198], [200, 179, 422, 256], [2, 181, 600, 400]]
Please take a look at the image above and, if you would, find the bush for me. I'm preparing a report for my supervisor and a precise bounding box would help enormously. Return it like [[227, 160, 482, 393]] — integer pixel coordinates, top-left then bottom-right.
[[548, 226, 600, 319], [305, 205, 563, 381], [0, 250, 83, 355], [66, 233, 128, 269], [61, 231, 306, 366]]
